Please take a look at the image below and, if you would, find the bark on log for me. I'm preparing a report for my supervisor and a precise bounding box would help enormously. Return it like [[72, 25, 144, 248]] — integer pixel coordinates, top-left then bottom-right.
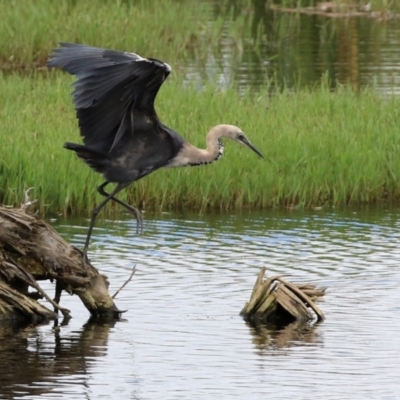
[[0, 205, 123, 322]]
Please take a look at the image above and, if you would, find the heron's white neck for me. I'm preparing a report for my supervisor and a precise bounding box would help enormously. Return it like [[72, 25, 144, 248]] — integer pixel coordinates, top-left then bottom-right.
[[167, 126, 225, 168]]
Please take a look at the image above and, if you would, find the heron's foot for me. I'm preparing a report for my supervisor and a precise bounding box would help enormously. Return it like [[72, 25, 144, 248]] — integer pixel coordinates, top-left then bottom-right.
[[57, 306, 72, 319], [52, 302, 71, 318], [96, 183, 144, 233], [82, 251, 91, 269], [134, 209, 144, 234], [118, 202, 143, 233]]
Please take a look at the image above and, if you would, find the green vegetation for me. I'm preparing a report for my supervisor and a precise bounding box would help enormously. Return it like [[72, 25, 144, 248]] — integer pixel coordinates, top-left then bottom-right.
[[1, 0, 399, 215], [0, 0, 397, 70], [0, 0, 244, 69], [1, 71, 400, 215]]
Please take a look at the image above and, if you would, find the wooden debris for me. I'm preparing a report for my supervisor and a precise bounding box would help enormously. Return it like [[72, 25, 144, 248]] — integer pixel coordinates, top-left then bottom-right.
[[0, 203, 128, 322], [0, 281, 55, 322], [241, 267, 326, 324]]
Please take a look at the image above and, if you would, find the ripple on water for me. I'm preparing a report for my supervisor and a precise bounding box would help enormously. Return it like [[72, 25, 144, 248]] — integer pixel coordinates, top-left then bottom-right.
[[1, 209, 400, 399]]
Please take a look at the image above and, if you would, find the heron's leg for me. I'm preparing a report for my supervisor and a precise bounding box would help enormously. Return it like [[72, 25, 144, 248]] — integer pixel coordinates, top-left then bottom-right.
[[53, 280, 62, 314], [97, 182, 144, 234], [83, 182, 126, 264]]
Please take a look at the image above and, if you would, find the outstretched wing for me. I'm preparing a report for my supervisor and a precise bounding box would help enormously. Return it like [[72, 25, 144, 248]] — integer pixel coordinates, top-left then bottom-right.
[[47, 43, 171, 150]]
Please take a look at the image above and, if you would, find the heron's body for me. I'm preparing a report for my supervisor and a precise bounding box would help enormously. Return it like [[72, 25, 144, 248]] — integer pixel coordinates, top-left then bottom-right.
[[47, 43, 263, 263], [65, 120, 183, 184]]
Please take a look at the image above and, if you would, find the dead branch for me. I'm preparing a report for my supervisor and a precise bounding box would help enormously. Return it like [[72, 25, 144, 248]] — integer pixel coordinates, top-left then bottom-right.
[[112, 265, 136, 300], [0, 204, 129, 321]]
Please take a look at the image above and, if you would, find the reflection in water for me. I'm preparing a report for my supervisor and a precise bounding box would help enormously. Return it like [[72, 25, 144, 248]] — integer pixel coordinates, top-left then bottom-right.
[[0, 318, 118, 399], [183, 0, 400, 94], [2, 208, 400, 399], [247, 320, 323, 353], [337, 18, 359, 89]]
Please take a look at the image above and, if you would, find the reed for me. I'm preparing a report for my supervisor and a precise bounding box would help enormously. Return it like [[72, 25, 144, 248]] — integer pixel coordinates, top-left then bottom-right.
[[0, 0, 242, 69], [1, 0, 398, 69], [1, 71, 400, 215]]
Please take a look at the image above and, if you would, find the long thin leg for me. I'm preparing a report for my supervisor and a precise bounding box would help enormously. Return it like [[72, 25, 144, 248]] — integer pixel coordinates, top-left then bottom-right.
[[97, 182, 144, 234], [83, 182, 127, 264], [53, 279, 62, 314]]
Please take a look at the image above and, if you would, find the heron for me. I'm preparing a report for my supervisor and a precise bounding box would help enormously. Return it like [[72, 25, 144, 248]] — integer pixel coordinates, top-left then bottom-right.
[[47, 43, 263, 263]]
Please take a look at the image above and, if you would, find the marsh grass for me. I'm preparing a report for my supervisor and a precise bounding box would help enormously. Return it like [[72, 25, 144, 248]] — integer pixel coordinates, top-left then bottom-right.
[[0, 0, 250, 69], [1, 0, 398, 70], [1, 71, 400, 215]]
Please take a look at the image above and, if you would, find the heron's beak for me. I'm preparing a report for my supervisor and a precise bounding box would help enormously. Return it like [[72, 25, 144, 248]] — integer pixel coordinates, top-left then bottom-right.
[[240, 137, 264, 158]]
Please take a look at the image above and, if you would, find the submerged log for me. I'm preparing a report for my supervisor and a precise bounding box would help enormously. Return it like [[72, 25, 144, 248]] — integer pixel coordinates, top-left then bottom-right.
[[241, 267, 326, 324], [0, 204, 124, 322]]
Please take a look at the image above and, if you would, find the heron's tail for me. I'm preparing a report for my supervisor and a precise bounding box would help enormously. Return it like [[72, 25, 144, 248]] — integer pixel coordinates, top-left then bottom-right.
[[64, 142, 109, 175]]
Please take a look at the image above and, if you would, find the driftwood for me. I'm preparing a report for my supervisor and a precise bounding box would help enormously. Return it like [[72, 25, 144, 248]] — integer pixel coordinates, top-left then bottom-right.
[[0, 201, 128, 322], [241, 267, 326, 325]]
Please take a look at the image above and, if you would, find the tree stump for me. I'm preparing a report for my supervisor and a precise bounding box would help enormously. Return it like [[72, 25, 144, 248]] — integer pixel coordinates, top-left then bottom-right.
[[0, 205, 125, 322]]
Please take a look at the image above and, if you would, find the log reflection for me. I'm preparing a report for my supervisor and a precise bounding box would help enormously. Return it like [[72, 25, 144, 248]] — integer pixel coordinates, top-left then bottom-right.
[[246, 319, 323, 354], [0, 318, 118, 398]]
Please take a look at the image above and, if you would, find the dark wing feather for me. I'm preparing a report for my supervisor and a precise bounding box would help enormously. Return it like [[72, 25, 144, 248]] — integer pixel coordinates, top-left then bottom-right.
[[47, 43, 171, 151]]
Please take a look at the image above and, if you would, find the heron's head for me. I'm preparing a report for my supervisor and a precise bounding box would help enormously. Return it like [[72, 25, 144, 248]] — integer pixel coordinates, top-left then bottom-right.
[[218, 124, 264, 158]]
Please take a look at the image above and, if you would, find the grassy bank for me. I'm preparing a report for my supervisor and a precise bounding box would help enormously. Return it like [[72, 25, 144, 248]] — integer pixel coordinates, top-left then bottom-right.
[[2, 0, 398, 70], [0, 0, 242, 69], [1, 71, 400, 215]]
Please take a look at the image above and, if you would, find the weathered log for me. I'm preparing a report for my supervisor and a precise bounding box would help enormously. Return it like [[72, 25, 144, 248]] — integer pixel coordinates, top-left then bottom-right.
[[0, 204, 124, 321], [0, 281, 55, 321], [241, 267, 326, 324]]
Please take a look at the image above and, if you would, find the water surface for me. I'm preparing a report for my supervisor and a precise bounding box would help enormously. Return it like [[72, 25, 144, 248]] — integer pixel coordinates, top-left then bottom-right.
[[182, 1, 400, 95], [1, 209, 400, 399]]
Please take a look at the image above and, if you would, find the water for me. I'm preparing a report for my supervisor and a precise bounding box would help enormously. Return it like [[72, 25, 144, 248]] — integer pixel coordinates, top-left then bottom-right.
[[1, 209, 400, 399], [182, 1, 400, 95], [2, 3, 400, 397], [4, 1, 400, 96]]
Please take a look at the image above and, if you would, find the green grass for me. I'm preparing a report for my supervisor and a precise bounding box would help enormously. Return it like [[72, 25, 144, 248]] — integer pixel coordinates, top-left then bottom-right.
[[1, 71, 400, 215], [0, 0, 247, 69], [1, 0, 398, 71], [1, 0, 399, 218]]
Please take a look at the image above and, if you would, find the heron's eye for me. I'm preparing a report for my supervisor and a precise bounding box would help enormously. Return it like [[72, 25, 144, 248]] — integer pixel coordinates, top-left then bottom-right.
[[237, 134, 245, 140]]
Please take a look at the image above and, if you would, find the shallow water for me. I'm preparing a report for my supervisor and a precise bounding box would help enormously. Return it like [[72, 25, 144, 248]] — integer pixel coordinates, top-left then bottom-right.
[[182, 1, 400, 95], [1, 209, 400, 399]]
